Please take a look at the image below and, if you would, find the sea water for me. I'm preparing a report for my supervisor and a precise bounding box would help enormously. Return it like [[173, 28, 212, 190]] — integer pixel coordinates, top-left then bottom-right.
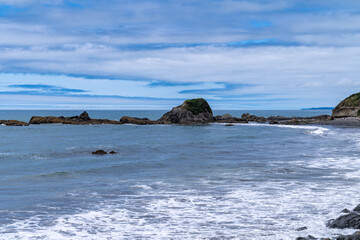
[[1, 110, 359, 240]]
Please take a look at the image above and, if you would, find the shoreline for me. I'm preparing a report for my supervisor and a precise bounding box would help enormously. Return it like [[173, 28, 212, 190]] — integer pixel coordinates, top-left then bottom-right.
[[2, 114, 360, 127]]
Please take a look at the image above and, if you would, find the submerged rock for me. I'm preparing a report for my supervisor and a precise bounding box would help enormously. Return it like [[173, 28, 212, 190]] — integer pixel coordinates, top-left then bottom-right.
[[296, 227, 308, 231], [332, 92, 360, 118], [92, 150, 107, 155], [159, 98, 214, 124], [109, 151, 117, 154], [0, 120, 29, 126]]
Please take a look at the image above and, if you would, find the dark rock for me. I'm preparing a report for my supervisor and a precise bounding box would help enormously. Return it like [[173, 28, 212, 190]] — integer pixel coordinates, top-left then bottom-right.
[[159, 98, 214, 124], [335, 231, 360, 240], [214, 114, 248, 124], [296, 235, 318, 240], [79, 111, 91, 121], [266, 115, 333, 125], [352, 205, 360, 213], [225, 124, 235, 126], [296, 226, 308, 231], [29, 111, 121, 125], [241, 113, 266, 123], [267, 115, 292, 122], [109, 151, 117, 154], [119, 116, 158, 125], [342, 209, 351, 214], [328, 205, 360, 229], [332, 93, 360, 117], [0, 120, 29, 126], [92, 150, 107, 155]]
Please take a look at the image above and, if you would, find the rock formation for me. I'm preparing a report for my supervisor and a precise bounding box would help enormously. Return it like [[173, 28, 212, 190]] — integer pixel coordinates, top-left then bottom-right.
[[328, 204, 360, 229], [241, 113, 267, 123], [119, 116, 158, 125], [332, 92, 360, 117], [0, 120, 29, 126], [159, 98, 214, 124], [297, 204, 360, 240], [30, 111, 121, 125], [214, 113, 248, 123]]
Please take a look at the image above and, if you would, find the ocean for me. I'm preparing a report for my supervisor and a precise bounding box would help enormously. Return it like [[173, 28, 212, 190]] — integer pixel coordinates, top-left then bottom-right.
[[1, 109, 359, 240]]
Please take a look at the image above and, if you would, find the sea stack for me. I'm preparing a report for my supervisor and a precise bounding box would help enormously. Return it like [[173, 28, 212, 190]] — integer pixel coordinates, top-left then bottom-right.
[[159, 98, 214, 124], [332, 92, 360, 117]]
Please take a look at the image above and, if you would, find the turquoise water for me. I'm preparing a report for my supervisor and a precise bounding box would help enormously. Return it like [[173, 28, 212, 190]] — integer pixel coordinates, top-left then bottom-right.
[[1, 110, 360, 239]]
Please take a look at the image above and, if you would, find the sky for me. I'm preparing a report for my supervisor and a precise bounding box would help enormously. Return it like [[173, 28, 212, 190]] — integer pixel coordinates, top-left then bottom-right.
[[0, 0, 359, 110]]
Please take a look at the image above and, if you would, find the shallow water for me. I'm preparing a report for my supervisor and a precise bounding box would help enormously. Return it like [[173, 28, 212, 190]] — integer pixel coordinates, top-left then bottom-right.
[[1, 110, 360, 240]]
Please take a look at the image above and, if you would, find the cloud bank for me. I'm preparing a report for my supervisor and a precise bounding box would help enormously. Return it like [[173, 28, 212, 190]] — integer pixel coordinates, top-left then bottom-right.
[[0, 0, 359, 109]]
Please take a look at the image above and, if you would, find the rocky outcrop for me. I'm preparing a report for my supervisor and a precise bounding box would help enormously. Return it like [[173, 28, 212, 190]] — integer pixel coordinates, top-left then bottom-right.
[[214, 114, 248, 123], [159, 98, 214, 124], [92, 150, 117, 155], [328, 204, 360, 229], [241, 113, 267, 123], [332, 93, 360, 118], [30, 111, 121, 125], [267, 115, 333, 125], [297, 205, 360, 240], [0, 120, 29, 126], [119, 116, 158, 125]]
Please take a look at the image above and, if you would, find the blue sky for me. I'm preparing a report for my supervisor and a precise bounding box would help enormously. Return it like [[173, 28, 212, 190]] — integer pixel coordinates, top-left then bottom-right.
[[0, 0, 360, 109]]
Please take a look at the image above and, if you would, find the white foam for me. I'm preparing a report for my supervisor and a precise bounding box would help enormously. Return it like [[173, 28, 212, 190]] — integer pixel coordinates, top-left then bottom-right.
[[1, 180, 359, 240], [132, 184, 153, 190], [218, 122, 331, 136], [344, 170, 360, 180]]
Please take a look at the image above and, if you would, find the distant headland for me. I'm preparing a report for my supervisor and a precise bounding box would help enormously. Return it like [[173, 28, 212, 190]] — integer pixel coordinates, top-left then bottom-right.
[[301, 107, 334, 110], [2, 93, 360, 127]]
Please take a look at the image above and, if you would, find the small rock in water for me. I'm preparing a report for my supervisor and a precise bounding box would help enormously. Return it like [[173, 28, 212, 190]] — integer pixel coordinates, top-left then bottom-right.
[[92, 150, 107, 155], [296, 226, 308, 231], [109, 151, 117, 154], [225, 124, 235, 126], [296, 235, 317, 240]]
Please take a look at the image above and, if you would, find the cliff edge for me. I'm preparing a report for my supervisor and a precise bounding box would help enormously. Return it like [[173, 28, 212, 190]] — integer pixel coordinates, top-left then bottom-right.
[[332, 92, 360, 117]]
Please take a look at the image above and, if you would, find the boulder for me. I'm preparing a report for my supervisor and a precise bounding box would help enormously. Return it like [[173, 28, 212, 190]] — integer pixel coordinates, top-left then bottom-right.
[[0, 120, 29, 126], [119, 116, 158, 125], [79, 111, 91, 121], [159, 98, 214, 124], [332, 93, 360, 117], [328, 204, 360, 229]]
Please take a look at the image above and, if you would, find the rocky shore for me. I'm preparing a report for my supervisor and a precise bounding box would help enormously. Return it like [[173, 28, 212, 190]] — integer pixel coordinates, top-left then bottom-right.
[[296, 204, 360, 240], [1, 94, 360, 127]]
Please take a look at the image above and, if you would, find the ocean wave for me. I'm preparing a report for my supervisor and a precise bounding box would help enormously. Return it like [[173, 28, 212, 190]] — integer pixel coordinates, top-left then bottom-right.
[[0, 182, 358, 240]]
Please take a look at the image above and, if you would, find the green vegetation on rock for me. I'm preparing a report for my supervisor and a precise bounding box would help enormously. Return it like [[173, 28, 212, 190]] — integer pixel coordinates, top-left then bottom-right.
[[342, 92, 360, 107], [183, 98, 212, 115], [357, 109, 360, 116]]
